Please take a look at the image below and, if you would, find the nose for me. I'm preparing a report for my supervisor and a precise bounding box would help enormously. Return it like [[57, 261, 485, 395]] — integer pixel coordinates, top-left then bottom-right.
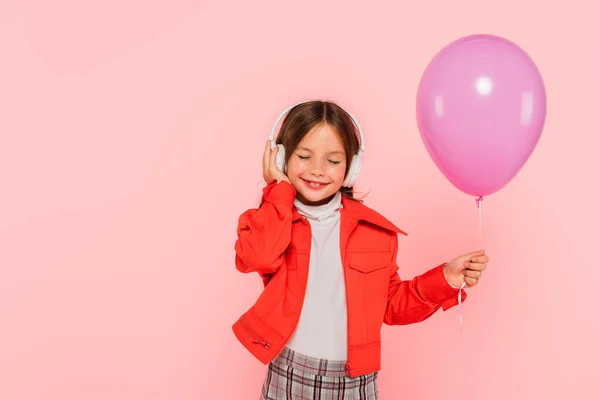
[[309, 158, 325, 177]]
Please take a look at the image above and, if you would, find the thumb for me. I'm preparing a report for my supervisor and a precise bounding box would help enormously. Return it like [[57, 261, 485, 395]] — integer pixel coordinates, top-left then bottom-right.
[[463, 249, 485, 260]]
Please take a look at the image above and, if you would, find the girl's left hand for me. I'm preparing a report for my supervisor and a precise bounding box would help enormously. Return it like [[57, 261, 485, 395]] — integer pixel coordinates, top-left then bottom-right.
[[443, 250, 489, 288]]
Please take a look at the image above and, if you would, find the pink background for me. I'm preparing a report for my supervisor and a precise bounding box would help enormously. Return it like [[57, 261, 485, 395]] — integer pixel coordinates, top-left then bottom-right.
[[1, 1, 598, 399]]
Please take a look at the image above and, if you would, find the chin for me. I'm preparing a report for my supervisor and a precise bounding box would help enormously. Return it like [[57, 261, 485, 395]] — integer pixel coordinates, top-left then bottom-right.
[[295, 187, 342, 206]]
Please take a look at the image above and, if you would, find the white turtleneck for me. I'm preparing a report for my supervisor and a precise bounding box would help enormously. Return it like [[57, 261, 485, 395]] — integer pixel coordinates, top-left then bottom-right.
[[286, 191, 347, 361]]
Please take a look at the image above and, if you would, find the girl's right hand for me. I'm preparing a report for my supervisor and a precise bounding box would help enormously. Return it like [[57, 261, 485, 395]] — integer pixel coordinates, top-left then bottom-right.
[[262, 140, 290, 184]]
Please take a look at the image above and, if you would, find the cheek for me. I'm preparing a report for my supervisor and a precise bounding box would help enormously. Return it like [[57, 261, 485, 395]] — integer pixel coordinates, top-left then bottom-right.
[[286, 158, 303, 175], [329, 165, 346, 181]]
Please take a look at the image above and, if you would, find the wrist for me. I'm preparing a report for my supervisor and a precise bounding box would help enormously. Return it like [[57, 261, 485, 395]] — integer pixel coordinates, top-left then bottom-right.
[[443, 263, 462, 289]]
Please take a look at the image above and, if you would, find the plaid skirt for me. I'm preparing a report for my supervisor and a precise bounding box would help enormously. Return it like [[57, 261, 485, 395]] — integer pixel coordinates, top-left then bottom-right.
[[260, 347, 378, 400]]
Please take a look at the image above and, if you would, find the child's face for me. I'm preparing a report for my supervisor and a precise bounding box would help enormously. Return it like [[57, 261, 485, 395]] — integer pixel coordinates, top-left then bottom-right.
[[286, 123, 347, 206]]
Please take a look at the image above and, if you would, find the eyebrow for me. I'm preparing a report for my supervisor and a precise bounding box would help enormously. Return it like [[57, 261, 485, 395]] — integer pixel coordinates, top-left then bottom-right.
[[297, 147, 345, 156]]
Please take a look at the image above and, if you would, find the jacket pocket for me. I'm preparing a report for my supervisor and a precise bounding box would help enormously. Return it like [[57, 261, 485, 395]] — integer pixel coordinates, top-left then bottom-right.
[[347, 251, 389, 273], [240, 315, 271, 349], [346, 251, 390, 342]]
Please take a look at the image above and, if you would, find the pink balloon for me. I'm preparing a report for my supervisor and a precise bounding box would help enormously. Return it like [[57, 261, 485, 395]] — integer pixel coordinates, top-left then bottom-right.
[[416, 34, 546, 197]]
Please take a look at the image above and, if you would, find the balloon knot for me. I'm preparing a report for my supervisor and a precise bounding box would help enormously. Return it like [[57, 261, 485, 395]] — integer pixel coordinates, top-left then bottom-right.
[[475, 196, 484, 208]]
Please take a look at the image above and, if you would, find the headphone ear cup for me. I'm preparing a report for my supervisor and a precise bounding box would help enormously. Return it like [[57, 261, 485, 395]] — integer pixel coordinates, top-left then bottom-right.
[[275, 144, 286, 172], [343, 153, 362, 187]]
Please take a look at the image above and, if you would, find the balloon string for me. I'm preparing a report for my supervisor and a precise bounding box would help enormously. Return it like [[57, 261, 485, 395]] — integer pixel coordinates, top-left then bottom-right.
[[459, 196, 484, 339], [476, 196, 484, 249]]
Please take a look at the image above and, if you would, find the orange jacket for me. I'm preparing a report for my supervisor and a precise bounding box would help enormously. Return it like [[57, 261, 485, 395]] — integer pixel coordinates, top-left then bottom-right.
[[232, 180, 465, 378]]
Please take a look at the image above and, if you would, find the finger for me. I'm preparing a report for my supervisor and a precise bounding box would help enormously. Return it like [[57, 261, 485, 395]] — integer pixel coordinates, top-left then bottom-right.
[[470, 255, 489, 263], [263, 140, 272, 171], [464, 276, 478, 287], [462, 269, 481, 279], [269, 144, 279, 170], [466, 262, 487, 272]]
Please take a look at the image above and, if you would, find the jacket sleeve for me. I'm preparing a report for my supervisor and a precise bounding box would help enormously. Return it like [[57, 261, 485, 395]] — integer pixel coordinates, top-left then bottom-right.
[[383, 233, 466, 326], [234, 179, 296, 278]]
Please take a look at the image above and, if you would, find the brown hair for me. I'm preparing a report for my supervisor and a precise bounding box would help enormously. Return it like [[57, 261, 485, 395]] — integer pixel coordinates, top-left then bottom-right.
[[275, 100, 366, 203]]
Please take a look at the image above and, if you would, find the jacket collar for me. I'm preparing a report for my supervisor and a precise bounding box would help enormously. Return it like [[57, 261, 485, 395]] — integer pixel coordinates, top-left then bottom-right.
[[292, 195, 407, 236]]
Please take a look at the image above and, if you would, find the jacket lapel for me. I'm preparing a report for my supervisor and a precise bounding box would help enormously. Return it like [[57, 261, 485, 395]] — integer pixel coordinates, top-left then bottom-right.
[[341, 196, 408, 236]]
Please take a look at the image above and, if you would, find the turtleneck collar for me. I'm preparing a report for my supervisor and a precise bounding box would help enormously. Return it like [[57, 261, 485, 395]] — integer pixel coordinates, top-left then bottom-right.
[[294, 191, 342, 222]]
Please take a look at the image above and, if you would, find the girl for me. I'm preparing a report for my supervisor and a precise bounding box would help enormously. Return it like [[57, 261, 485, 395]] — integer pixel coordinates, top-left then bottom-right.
[[233, 100, 488, 399]]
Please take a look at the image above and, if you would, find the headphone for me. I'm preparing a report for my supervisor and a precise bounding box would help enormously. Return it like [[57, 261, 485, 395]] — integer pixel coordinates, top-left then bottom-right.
[[267, 100, 365, 188]]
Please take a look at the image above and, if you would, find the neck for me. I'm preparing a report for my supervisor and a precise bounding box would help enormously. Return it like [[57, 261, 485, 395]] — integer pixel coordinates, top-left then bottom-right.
[[295, 193, 336, 207], [294, 192, 342, 220]]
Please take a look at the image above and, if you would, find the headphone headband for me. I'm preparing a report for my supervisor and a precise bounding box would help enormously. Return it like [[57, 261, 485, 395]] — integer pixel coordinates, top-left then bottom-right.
[[268, 100, 365, 153]]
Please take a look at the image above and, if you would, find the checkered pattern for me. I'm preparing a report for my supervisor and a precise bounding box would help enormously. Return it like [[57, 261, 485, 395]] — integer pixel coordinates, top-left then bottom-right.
[[260, 347, 378, 400]]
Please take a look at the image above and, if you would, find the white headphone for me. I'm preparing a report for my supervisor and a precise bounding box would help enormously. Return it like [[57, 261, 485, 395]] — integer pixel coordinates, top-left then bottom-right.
[[267, 100, 365, 188]]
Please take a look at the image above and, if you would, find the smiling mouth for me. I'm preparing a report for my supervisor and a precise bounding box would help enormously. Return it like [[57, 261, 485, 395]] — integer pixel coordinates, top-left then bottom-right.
[[302, 178, 329, 189]]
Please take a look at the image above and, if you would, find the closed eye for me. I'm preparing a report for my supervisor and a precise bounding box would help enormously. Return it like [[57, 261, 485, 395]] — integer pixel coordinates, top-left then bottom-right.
[[328, 160, 341, 165], [297, 155, 310, 160]]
